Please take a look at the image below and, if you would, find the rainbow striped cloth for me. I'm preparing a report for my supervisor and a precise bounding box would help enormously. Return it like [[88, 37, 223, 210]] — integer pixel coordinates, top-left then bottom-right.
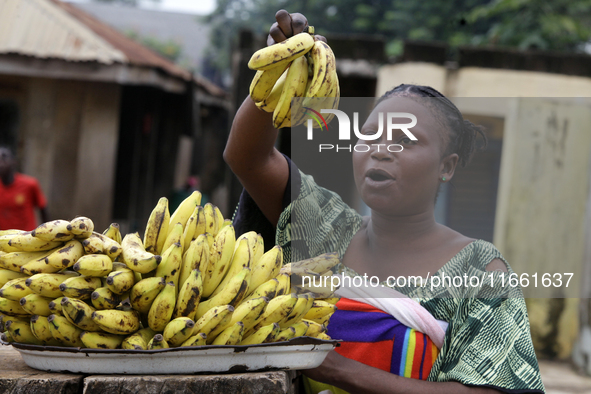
[[304, 298, 440, 394]]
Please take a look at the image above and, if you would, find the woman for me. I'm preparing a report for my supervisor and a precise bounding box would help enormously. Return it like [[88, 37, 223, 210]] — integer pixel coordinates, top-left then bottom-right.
[[225, 10, 545, 394]]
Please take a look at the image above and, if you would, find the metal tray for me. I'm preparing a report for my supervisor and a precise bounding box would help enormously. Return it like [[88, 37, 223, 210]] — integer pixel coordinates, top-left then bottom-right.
[[6, 337, 338, 375]]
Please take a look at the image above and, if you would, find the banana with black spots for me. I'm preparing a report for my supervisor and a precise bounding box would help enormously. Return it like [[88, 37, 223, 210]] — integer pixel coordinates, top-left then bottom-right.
[[211, 321, 244, 345], [147, 281, 176, 332], [121, 327, 157, 350], [80, 331, 125, 349], [0, 277, 34, 301], [26, 272, 79, 298], [31, 220, 73, 242], [5, 319, 44, 345], [173, 269, 202, 319], [130, 277, 166, 313], [147, 333, 169, 349], [248, 32, 314, 71], [69, 217, 94, 239], [91, 309, 141, 335], [59, 276, 102, 300], [162, 317, 195, 347], [91, 287, 120, 310], [121, 233, 161, 274], [202, 225, 236, 297], [48, 314, 84, 347], [73, 254, 113, 277], [20, 294, 53, 316], [240, 322, 280, 346], [144, 197, 170, 255], [195, 267, 250, 320], [61, 297, 102, 331], [44, 239, 85, 270]]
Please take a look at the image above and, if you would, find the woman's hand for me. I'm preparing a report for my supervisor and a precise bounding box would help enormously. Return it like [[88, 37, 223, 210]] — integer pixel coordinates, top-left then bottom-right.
[[267, 9, 327, 46]]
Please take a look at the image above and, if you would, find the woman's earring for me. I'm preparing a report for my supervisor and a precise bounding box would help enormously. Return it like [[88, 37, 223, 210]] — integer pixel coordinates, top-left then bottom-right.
[[441, 177, 446, 182]]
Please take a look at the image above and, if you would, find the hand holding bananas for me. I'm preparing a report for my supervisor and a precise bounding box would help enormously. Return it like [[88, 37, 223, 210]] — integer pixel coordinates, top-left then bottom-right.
[[248, 9, 339, 129], [0, 193, 339, 350]]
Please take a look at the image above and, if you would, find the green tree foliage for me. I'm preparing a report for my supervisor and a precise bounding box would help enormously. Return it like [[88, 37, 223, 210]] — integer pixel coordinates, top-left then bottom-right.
[[468, 0, 591, 51], [205, 0, 591, 80]]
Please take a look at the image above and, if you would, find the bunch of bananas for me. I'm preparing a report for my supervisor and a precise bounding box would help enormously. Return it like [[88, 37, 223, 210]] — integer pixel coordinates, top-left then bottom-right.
[[248, 26, 340, 129], [0, 192, 338, 350]]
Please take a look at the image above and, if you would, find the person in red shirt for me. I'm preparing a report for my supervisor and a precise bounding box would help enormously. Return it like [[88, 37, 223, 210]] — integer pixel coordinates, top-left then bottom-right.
[[0, 147, 48, 231]]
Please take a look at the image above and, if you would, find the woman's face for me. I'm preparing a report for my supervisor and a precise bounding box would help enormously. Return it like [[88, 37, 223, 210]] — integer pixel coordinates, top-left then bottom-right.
[[352, 96, 450, 216]]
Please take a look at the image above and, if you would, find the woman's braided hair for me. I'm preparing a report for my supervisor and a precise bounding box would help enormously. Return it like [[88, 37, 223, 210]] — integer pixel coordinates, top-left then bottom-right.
[[378, 84, 488, 167]]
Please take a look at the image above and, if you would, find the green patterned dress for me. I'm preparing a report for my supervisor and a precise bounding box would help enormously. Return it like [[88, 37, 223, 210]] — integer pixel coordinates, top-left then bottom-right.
[[270, 169, 546, 393]]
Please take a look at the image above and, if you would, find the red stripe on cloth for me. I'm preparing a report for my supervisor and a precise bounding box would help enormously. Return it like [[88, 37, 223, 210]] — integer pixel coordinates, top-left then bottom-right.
[[336, 298, 389, 314], [423, 335, 434, 380], [336, 340, 394, 372]]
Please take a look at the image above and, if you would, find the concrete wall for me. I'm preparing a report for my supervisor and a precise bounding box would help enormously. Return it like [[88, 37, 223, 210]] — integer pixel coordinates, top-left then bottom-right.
[[0, 75, 121, 231], [377, 63, 591, 360]]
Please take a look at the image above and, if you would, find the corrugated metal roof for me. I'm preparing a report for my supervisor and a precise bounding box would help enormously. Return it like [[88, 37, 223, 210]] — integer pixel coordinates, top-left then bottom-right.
[[0, 0, 192, 81], [0, 0, 126, 63]]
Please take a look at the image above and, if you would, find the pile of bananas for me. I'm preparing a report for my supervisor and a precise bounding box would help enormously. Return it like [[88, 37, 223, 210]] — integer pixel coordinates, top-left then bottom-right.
[[0, 192, 339, 350], [248, 27, 340, 129]]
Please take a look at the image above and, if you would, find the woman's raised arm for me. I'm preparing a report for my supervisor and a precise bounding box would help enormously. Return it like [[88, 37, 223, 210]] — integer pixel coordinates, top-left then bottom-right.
[[223, 10, 311, 226]]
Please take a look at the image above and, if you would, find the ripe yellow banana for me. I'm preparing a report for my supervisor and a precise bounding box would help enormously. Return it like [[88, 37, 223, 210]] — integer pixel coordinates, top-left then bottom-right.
[[248, 32, 314, 71], [5, 319, 44, 345], [304, 300, 337, 321], [182, 205, 200, 250], [169, 191, 202, 234], [256, 69, 288, 113], [0, 296, 29, 316], [163, 317, 195, 347], [102, 223, 122, 244], [155, 242, 183, 293], [82, 232, 122, 260], [48, 314, 84, 347], [173, 269, 203, 319], [240, 322, 280, 346], [147, 333, 169, 349], [251, 294, 297, 333], [20, 252, 62, 275], [106, 267, 135, 295], [0, 249, 52, 273], [248, 245, 282, 297], [273, 55, 308, 129], [280, 294, 312, 328], [73, 254, 113, 277], [283, 252, 340, 275], [192, 304, 234, 338], [80, 331, 125, 349], [48, 297, 65, 315], [0, 268, 27, 287], [69, 216, 94, 239], [30, 314, 61, 345], [45, 239, 84, 270], [210, 237, 250, 298], [91, 287, 120, 310], [250, 62, 290, 103], [275, 272, 291, 296], [291, 320, 310, 337], [181, 332, 207, 347], [302, 319, 326, 337], [26, 272, 79, 298], [121, 232, 161, 274], [91, 309, 141, 335], [316, 332, 332, 340], [212, 321, 244, 345], [213, 296, 268, 336], [203, 203, 219, 237], [244, 277, 279, 302], [122, 327, 157, 350], [0, 277, 34, 301], [195, 267, 250, 320], [147, 281, 176, 331], [305, 40, 337, 98], [130, 277, 166, 313], [6, 232, 62, 252], [31, 220, 74, 242], [20, 294, 53, 316], [161, 223, 184, 258], [61, 297, 102, 331], [202, 225, 236, 297], [59, 276, 102, 300], [276, 326, 296, 342], [178, 233, 209, 291], [194, 206, 207, 239], [144, 197, 170, 255]]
